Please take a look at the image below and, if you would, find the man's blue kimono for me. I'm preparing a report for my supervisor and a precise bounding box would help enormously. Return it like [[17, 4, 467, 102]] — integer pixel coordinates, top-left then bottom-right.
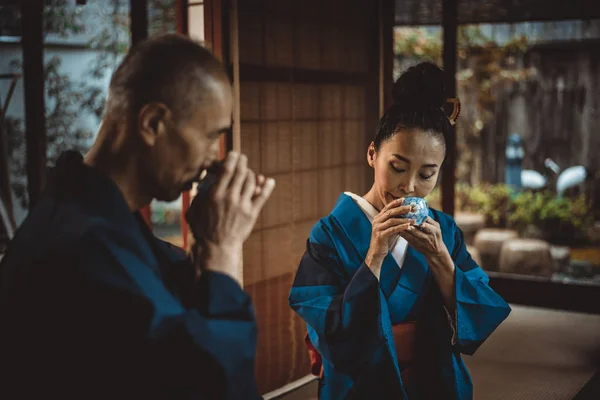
[[0, 151, 262, 399]]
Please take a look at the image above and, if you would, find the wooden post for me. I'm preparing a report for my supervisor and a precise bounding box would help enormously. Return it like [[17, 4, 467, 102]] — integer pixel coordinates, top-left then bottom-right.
[[206, 0, 241, 284], [379, 0, 395, 116], [20, 0, 46, 210], [130, 0, 148, 47], [442, 0, 458, 217], [229, 0, 241, 153], [226, 0, 242, 286], [129, 0, 152, 225], [364, 1, 380, 191], [202, 0, 228, 156], [176, 0, 188, 35], [205, 0, 229, 155], [180, 0, 229, 251], [176, 0, 191, 250]]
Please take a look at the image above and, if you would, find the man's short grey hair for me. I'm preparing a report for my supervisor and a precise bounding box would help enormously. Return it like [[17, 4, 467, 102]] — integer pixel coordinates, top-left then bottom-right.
[[105, 34, 229, 124]]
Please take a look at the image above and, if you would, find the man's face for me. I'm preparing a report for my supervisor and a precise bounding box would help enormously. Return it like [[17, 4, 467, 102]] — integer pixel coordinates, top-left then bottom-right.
[[145, 78, 233, 202]]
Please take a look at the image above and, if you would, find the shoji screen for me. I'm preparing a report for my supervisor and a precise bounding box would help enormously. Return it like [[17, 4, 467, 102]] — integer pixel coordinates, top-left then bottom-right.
[[234, 0, 379, 393]]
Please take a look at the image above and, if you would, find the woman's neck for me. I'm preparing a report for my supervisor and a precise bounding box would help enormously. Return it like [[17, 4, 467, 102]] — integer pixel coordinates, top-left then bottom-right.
[[362, 186, 385, 212]]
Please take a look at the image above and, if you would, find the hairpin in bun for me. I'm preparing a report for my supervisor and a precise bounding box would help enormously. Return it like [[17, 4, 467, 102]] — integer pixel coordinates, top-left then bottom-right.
[[446, 98, 461, 126]]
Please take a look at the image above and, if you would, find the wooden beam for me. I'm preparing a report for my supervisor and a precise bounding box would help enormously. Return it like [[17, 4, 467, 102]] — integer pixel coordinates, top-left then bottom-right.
[[20, 0, 46, 210], [394, 0, 600, 26], [237, 64, 369, 85], [441, 0, 457, 217]]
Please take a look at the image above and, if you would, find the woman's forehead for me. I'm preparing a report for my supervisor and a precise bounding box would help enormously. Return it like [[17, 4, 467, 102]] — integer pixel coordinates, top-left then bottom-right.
[[381, 129, 445, 161]]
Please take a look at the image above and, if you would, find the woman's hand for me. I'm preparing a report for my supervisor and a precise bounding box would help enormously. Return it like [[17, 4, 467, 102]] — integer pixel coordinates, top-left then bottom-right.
[[365, 198, 415, 277], [399, 217, 448, 260], [400, 216, 456, 310]]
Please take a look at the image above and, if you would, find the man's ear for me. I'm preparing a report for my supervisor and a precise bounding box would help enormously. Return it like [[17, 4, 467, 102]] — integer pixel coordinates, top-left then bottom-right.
[[138, 102, 170, 147], [367, 142, 376, 167]]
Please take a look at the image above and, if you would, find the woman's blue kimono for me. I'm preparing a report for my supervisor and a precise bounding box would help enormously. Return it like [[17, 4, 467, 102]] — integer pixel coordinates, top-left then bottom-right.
[[289, 193, 511, 399]]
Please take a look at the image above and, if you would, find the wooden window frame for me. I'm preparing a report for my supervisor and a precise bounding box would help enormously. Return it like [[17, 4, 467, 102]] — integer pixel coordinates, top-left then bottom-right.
[[18, 0, 599, 314], [437, 0, 600, 314]]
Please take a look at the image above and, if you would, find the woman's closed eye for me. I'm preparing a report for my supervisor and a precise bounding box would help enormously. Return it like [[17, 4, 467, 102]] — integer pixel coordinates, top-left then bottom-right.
[[390, 163, 436, 180], [390, 163, 405, 173]]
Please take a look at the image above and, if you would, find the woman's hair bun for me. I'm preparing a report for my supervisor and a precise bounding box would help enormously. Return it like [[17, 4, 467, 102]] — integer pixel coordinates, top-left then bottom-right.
[[391, 62, 446, 111]]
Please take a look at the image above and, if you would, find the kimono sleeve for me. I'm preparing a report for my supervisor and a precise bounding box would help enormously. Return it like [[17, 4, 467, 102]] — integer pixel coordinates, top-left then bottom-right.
[[288, 220, 388, 375], [74, 232, 262, 400], [450, 221, 511, 355], [155, 238, 254, 318]]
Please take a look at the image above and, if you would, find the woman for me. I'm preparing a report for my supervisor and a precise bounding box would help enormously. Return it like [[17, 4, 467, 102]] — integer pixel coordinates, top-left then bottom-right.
[[288, 62, 510, 400]]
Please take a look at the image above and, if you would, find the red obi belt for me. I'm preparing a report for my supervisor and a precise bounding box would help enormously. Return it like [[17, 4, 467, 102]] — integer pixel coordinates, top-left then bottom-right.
[[304, 321, 417, 385]]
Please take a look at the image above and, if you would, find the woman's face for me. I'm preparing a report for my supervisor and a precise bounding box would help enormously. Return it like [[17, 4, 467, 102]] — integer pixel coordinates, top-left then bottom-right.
[[368, 128, 446, 208]]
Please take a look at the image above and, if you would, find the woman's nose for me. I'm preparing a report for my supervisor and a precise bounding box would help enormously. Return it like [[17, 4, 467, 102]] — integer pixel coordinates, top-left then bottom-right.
[[398, 176, 416, 195]]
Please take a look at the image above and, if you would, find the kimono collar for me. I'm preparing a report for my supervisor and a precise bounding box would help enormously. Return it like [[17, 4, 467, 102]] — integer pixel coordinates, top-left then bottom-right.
[[330, 193, 429, 298], [344, 192, 402, 250], [343, 192, 379, 222], [48, 150, 140, 230], [48, 151, 187, 282]]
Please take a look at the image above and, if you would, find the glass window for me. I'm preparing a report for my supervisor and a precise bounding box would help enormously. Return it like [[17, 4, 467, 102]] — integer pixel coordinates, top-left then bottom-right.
[[43, 0, 131, 165], [188, 3, 205, 43], [394, 21, 600, 285], [1, 0, 132, 249], [148, 0, 177, 38], [0, 4, 25, 253]]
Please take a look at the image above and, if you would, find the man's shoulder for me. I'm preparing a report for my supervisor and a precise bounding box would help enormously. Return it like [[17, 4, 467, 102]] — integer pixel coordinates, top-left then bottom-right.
[[4, 195, 121, 265]]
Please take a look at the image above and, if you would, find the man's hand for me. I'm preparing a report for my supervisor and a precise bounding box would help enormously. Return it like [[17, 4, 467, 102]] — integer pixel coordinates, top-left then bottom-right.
[[186, 151, 275, 282]]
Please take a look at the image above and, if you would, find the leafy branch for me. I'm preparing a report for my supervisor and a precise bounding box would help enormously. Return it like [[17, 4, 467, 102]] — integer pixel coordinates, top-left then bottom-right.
[[394, 26, 536, 184], [5, 0, 177, 209]]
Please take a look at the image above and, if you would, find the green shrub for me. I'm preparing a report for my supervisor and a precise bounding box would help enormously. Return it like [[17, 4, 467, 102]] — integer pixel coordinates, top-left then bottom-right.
[[457, 183, 513, 227], [427, 184, 594, 245], [426, 183, 512, 227], [509, 191, 594, 244]]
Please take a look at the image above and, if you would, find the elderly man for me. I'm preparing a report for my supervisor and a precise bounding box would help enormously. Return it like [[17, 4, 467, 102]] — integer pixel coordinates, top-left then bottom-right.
[[0, 34, 273, 399]]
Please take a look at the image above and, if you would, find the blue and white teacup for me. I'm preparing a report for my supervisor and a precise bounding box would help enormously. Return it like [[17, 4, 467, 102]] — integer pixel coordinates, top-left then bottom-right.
[[400, 197, 429, 226]]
